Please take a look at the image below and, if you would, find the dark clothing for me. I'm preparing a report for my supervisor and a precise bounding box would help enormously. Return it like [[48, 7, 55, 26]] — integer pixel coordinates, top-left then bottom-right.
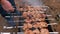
[[8, 0, 16, 8]]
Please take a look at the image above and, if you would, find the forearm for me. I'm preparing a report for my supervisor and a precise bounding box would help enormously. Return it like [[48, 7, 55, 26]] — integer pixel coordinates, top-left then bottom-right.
[[1, 0, 14, 12], [1, 0, 13, 8], [0, 0, 1, 3], [1, 0, 8, 4]]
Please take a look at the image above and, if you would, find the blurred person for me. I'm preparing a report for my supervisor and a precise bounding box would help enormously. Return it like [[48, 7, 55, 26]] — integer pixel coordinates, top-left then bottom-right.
[[1, 0, 15, 12], [0, 0, 20, 26]]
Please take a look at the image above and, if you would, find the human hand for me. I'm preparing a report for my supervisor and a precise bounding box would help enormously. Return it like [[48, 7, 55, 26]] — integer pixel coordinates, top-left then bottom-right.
[[1, 0, 15, 12]]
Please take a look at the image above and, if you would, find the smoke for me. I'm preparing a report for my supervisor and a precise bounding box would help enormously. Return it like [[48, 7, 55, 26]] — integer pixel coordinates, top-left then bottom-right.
[[22, 0, 44, 6]]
